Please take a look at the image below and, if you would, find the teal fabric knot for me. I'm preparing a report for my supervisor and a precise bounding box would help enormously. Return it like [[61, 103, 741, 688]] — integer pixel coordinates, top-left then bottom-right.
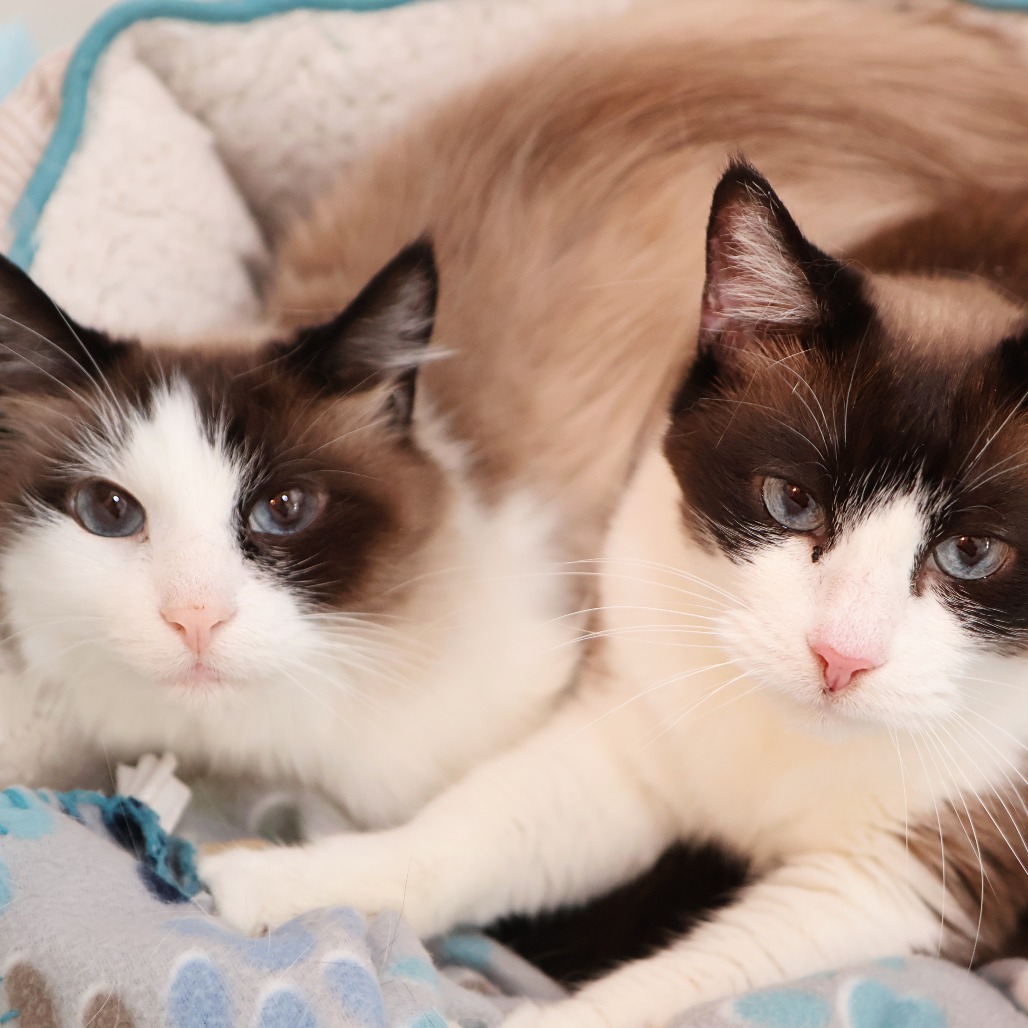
[[55, 789, 201, 902]]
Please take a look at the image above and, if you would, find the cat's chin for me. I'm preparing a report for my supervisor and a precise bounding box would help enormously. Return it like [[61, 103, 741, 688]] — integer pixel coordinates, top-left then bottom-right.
[[758, 676, 930, 741], [162, 663, 237, 697]]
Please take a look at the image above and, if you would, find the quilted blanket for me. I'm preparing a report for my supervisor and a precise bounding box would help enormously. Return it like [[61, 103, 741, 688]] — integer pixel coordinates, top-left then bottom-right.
[[4, 1, 1028, 1026]]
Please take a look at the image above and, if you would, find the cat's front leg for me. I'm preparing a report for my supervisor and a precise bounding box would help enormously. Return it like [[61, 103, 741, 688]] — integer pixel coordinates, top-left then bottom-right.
[[200, 828, 427, 936], [502, 847, 946, 1028], [201, 705, 674, 936]]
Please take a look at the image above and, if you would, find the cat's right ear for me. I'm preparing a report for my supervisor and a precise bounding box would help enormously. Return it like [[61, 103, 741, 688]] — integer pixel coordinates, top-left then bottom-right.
[[700, 161, 869, 350], [0, 253, 118, 392], [674, 160, 870, 414], [283, 240, 438, 429]]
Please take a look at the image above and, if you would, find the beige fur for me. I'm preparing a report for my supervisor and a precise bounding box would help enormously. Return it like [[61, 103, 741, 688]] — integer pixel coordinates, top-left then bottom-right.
[[271, 0, 1028, 538]]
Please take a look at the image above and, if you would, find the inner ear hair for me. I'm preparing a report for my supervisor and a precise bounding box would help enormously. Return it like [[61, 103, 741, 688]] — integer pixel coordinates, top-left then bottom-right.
[[700, 160, 823, 339]]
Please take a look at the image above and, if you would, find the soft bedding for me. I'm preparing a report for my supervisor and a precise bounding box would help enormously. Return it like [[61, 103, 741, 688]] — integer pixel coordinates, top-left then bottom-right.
[[3, 0, 1028, 1025], [4, 785, 1028, 1027]]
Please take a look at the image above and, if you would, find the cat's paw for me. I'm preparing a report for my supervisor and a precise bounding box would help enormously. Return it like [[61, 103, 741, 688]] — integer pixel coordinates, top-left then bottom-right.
[[199, 833, 440, 937], [200, 844, 321, 935]]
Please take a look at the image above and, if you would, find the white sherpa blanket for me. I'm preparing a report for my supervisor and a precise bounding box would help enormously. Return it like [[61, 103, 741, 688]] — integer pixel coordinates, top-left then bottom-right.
[[0, 0, 638, 343], [4, 0, 1028, 344]]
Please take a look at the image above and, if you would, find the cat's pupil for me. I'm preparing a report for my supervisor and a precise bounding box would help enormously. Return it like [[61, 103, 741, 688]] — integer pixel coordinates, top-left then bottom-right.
[[269, 490, 303, 523], [784, 485, 811, 515], [956, 536, 987, 566], [104, 491, 128, 519]]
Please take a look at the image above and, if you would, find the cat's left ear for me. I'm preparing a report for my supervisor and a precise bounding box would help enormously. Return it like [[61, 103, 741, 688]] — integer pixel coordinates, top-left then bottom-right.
[[698, 160, 866, 357], [284, 239, 438, 428]]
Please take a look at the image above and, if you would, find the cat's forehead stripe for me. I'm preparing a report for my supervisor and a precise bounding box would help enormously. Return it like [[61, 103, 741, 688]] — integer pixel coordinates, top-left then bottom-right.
[[825, 491, 928, 578], [113, 382, 242, 524]]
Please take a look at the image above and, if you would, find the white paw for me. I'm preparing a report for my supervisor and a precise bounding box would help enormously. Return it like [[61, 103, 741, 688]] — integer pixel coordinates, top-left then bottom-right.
[[199, 833, 444, 937], [200, 845, 319, 935]]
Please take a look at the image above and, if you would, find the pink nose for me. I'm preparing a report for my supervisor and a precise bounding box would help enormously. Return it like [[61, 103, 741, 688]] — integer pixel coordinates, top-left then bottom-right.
[[162, 605, 233, 656], [810, 642, 882, 694]]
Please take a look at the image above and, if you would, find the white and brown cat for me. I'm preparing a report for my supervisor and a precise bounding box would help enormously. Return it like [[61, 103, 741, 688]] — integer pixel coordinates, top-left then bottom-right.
[[0, 243, 611, 821], [204, 161, 1028, 1026]]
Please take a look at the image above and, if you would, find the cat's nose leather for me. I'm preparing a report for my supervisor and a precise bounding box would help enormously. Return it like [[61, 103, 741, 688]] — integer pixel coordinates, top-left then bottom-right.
[[810, 642, 881, 693], [162, 604, 233, 656]]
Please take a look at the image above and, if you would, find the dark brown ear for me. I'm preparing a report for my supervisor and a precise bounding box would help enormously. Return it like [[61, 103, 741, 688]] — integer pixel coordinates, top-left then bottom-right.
[[700, 159, 865, 351], [673, 160, 871, 417], [0, 253, 120, 392], [284, 239, 438, 427]]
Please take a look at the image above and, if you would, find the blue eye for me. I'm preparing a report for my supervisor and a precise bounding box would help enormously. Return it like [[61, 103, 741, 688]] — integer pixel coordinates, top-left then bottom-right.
[[761, 476, 824, 533], [933, 535, 1010, 581], [72, 480, 146, 538], [248, 486, 322, 537]]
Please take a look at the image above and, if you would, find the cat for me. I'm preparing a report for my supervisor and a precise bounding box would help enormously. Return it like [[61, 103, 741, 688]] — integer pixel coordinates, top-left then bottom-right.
[[0, 237, 645, 827], [201, 161, 1028, 1028]]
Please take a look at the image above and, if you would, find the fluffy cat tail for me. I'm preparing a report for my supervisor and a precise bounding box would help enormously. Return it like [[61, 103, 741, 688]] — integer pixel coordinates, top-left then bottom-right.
[[270, 0, 1028, 533]]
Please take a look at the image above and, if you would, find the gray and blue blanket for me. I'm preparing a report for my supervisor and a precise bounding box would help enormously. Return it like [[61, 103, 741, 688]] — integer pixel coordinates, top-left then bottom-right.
[[2, 787, 1028, 1027]]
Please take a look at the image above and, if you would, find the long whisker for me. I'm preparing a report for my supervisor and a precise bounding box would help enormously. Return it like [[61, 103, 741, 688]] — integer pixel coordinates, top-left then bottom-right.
[[556, 658, 743, 745], [0, 333, 117, 430], [960, 388, 1028, 477], [887, 726, 911, 872], [567, 557, 750, 610], [907, 731, 948, 957], [48, 303, 130, 423], [640, 671, 765, 747], [923, 725, 987, 965]]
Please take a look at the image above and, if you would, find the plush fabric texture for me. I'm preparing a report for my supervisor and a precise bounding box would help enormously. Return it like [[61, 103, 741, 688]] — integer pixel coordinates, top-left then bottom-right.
[[0, 787, 558, 1027], [0, 0, 635, 338], [3, 786, 1028, 1027]]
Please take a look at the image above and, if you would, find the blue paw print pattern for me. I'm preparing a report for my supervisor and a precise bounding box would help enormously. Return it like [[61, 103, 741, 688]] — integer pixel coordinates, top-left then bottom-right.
[[0, 789, 54, 840], [167, 957, 233, 1028], [847, 980, 946, 1028], [257, 989, 317, 1028], [169, 916, 316, 971], [325, 956, 386, 1028], [735, 988, 832, 1028], [387, 956, 440, 987]]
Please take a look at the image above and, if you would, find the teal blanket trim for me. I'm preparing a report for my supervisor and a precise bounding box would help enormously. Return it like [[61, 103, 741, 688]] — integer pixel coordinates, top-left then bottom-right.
[[7, 0, 426, 270]]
